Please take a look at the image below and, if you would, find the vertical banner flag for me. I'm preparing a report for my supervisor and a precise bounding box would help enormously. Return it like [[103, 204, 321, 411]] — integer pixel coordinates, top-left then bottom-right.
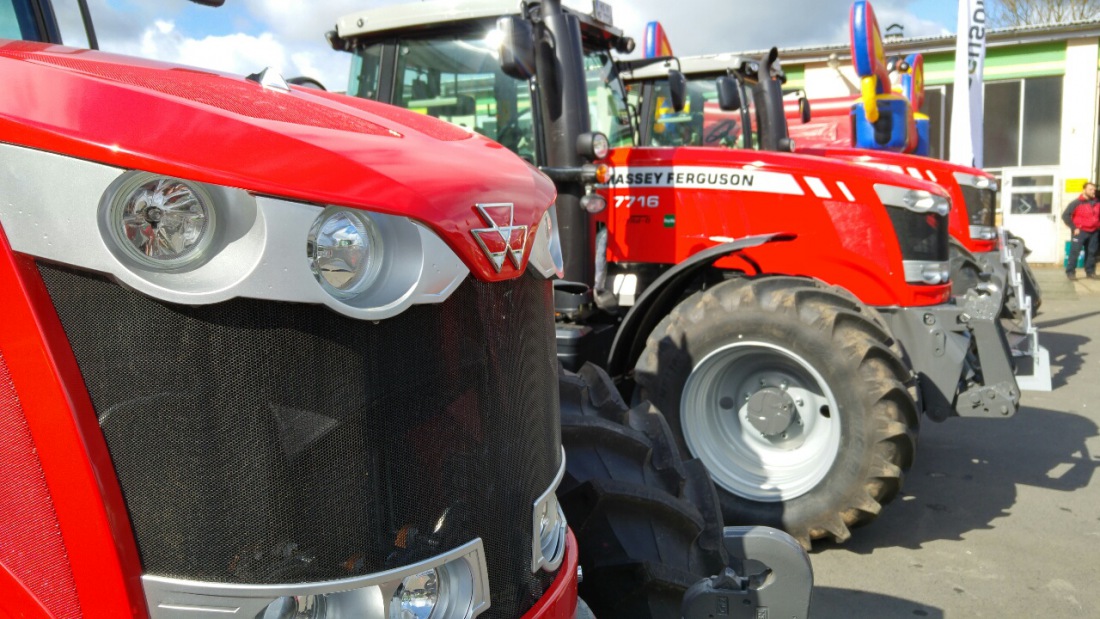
[[643, 21, 673, 58], [949, 0, 987, 167]]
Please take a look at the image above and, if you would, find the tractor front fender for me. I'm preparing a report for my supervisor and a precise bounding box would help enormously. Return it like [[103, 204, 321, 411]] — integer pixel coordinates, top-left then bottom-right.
[[605, 232, 795, 379]]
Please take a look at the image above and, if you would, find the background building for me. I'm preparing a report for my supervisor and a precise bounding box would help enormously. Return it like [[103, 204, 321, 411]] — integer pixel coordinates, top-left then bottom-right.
[[755, 20, 1100, 264]]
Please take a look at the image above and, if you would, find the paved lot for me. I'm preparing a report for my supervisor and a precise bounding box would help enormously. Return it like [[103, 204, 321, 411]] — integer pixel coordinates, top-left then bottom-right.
[[808, 267, 1100, 618]]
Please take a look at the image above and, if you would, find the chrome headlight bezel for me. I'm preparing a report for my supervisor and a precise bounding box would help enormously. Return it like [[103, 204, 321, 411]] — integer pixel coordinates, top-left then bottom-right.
[[528, 206, 564, 279], [954, 170, 998, 193], [874, 183, 951, 217], [0, 143, 472, 321]]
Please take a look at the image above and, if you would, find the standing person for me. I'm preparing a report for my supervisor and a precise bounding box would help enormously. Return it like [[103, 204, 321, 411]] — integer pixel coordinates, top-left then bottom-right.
[[1062, 182, 1100, 280]]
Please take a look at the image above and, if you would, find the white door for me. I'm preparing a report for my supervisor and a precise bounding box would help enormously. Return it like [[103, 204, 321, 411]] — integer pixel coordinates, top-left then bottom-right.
[[1000, 168, 1060, 263]]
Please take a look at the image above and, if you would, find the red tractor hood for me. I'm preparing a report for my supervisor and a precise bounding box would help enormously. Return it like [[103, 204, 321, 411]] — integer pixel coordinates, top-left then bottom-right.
[[607, 146, 950, 197], [799, 146, 992, 183], [0, 40, 555, 282]]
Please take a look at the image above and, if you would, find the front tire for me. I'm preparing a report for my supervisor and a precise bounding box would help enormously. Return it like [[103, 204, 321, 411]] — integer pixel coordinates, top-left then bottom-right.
[[558, 364, 726, 619], [635, 276, 919, 548]]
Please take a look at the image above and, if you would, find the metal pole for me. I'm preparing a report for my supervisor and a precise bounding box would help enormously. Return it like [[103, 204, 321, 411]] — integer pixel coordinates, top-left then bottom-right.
[[535, 0, 594, 285]]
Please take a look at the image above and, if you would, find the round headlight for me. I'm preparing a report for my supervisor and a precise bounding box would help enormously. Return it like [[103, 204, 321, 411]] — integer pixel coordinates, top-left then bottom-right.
[[106, 174, 215, 268], [260, 595, 327, 619], [390, 569, 440, 619], [307, 207, 383, 299], [580, 194, 607, 214], [591, 133, 610, 159]]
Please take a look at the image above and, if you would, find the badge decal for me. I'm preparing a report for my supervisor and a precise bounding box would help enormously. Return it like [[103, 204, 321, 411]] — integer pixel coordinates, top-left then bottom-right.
[[471, 203, 528, 272]]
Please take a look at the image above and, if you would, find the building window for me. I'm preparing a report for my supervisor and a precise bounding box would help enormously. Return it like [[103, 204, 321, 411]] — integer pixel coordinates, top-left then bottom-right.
[[1021, 76, 1063, 166], [935, 76, 1063, 168], [984, 81, 1023, 168], [982, 76, 1063, 168]]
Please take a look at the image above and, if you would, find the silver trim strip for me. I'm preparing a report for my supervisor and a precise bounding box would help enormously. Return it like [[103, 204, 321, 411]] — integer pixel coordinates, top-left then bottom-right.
[[531, 448, 568, 573], [970, 225, 998, 241], [142, 538, 491, 619], [902, 260, 951, 285], [0, 143, 469, 321], [953, 170, 998, 192]]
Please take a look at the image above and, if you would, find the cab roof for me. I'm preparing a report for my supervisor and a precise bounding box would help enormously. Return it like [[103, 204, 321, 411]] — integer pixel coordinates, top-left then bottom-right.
[[335, 0, 624, 42]]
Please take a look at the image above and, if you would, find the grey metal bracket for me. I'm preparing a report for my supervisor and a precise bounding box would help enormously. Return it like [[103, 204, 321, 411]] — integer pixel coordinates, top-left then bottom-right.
[[955, 280, 1020, 417], [681, 526, 813, 619]]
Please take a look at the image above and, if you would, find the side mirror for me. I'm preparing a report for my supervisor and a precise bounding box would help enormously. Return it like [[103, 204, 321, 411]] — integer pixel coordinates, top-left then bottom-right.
[[799, 95, 811, 123], [716, 76, 741, 112], [668, 69, 687, 113], [288, 76, 327, 91], [497, 16, 536, 80]]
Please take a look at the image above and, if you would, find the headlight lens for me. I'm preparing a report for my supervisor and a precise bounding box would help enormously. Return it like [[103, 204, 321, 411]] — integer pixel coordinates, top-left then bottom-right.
[[307, 207, 383, 299], [391, 568, 441, 619], [261, 595, 327, 618], [875, 184, 950, 216], [106, 174, 215, 268], [580, 194, 607, 214], [592, 133, 610, 159]]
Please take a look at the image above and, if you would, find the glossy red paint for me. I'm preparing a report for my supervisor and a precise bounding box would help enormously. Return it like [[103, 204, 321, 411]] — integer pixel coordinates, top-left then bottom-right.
[[597, 146, 952, 307], [0, 229, 148, 618], [802, 147, 998, 254], [522, 530, 579, 619], [0, 40, 556, 282]]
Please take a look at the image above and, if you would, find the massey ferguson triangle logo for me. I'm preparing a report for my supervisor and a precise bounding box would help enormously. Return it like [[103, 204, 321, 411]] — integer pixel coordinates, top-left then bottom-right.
[[471, 203, 528, 272]]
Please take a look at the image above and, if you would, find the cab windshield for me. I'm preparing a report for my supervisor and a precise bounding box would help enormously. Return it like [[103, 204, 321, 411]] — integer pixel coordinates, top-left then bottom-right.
[[1, 0, 42, 40], [646, 75, 760, 149], [584, 51, 633, 148], [348, 32, 538, 162]]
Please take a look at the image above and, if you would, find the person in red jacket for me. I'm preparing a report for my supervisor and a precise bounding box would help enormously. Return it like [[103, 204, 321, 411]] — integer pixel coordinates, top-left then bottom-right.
[[1062, 182, 1100, 280]]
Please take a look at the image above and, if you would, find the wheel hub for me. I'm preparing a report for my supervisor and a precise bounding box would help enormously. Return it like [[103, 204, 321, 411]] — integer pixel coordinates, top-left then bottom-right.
[[745, 387, 797, 437]]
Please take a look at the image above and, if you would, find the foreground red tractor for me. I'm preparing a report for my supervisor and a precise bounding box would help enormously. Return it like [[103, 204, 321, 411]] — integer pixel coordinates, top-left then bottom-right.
[[327, 0, 1021, 552], [1, 2, 822, 618]]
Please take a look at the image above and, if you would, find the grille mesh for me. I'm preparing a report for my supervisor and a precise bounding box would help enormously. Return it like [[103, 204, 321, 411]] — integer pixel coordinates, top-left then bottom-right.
[[886, 208, 949, 262], [39, 263, 561, 618]]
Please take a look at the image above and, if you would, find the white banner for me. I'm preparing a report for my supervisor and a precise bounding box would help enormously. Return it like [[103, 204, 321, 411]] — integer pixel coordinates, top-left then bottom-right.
[[949, 0, 987, 167]]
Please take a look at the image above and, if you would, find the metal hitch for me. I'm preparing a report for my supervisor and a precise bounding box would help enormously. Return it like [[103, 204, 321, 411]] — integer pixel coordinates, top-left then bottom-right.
[[681, 526, 813, 619]]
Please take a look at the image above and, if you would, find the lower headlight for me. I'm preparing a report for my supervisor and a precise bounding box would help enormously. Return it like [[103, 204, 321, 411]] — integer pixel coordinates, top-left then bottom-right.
[[307, 207, 384, 299], [970, 225, 998, 241], [903, 260, 951, 285], [261, 595, 327, 618], [391, 569, 440, 619], [103, 172, 216, 269]]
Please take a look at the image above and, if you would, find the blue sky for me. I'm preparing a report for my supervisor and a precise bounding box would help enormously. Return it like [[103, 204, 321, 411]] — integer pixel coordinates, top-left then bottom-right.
[[50, 0, 962, 90]]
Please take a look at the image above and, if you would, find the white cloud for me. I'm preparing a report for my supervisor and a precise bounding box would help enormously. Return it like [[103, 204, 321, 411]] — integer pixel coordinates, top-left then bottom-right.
[[49, 1, 953, 94], [103, 18, 351, 89]]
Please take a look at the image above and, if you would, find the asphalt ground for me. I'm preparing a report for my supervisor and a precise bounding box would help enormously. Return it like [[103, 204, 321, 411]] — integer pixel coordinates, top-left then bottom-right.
[[807, 266, 1100, 618]]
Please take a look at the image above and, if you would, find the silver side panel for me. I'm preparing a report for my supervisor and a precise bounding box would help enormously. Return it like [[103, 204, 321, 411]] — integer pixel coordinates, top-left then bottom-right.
[[143, 538, 491, 619], [0, 143, 470, 321]]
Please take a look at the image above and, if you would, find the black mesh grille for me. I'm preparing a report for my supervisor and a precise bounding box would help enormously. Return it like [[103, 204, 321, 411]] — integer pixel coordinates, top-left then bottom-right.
[[959, 185, 997, 227], [885, 208, 949, 262], [39, 263, 561, 618]]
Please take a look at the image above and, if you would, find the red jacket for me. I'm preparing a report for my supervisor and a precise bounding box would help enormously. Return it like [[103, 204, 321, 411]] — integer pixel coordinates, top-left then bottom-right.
[[1063, 194, 1100, 232]]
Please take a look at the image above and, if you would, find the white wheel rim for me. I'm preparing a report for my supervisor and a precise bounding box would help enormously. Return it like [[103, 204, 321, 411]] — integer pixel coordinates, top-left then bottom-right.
[[681, 341, 842, 502]]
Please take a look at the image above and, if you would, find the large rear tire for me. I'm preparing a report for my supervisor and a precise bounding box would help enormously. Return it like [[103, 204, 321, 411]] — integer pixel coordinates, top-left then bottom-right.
[[558, 363, 726, 619], [635, 276, 919, 548]]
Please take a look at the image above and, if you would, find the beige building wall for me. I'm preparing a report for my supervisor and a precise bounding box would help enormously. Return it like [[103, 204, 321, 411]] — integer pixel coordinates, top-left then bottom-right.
[[1057, 38, 1100, 249], [802, 61, 860, 98]]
